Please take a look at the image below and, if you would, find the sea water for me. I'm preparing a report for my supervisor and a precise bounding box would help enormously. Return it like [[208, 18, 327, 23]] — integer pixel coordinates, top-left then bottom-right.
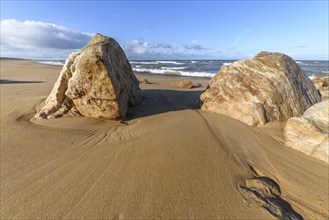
[[38, 59, 329, 79]]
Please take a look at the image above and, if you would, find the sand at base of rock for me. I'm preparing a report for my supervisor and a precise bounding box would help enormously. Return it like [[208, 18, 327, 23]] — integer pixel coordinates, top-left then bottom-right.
[[1, 60, 328, 219]]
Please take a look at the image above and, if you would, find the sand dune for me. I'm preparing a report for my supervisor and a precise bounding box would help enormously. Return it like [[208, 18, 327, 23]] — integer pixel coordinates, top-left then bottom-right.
[[1, 60, 328, 219]]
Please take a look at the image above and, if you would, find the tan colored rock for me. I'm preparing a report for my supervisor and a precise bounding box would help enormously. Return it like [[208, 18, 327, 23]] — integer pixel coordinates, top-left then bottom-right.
[[170, 80, 193, 89], [200, 52, 321, 126], [284, 101, 329, 163], [35, 33, 142, 120], [139, 79, 150, 84], [312, 77, 329, 100]]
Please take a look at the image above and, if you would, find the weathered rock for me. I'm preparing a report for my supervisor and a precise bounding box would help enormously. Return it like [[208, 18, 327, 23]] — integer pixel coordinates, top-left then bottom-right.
[[35, 33, 142, 120], [200, 52, 321, 126], [170, 80, 193, 89], [238, 177, 303, 220], [312, 77, 329, 100], [284, 101, 329, 163]]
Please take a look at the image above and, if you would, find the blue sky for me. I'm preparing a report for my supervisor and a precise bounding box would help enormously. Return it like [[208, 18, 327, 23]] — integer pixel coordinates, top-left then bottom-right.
[[1, 1, 328, 60]]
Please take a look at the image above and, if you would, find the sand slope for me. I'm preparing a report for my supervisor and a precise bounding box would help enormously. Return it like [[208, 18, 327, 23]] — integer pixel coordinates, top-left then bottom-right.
[[1, 60, 328, 219]]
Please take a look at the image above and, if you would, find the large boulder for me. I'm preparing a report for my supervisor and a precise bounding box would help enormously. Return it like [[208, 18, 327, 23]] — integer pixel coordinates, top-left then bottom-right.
[[200, 52, 321, 126], [35, 33, 142, 120], [312, 77, 329, 100], [284, 101, 329, 163]]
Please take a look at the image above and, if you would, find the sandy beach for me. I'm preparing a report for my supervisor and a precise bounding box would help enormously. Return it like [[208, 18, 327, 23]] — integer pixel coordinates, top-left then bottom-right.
[[1, 59, 328, 219]]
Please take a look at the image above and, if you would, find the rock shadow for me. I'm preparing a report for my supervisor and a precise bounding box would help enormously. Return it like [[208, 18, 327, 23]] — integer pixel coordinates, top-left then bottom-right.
[[0, 79, 44, 84], [127, 89, 203, 119]]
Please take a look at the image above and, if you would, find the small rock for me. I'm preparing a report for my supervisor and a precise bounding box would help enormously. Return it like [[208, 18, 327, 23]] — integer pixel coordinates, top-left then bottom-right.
[[139, 79, 151, 84], [238, 177, 302, 220], [170, 80, 193, 89], [312, 77, 329, 100]]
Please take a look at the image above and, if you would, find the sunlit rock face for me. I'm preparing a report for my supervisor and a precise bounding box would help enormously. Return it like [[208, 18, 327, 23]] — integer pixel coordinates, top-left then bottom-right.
[[284, 100, 329, 163], [35, 33, 142, 120], [200, 51, 321, 126]]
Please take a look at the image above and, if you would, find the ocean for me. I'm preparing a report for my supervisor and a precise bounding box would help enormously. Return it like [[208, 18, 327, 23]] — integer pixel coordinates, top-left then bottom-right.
[[38, 59, 329, 79]]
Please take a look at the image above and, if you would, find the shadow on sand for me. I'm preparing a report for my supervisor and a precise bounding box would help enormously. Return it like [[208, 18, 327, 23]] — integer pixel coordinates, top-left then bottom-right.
[[127, 89, 203, 119], [0, 79, 44, 84]]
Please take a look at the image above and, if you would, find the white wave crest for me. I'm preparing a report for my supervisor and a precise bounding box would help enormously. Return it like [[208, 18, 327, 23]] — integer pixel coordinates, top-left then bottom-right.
[[223, 62, 232, 66], [38, 61, 64, 66], [156, 61, 184, 65], [130, 61, 158, 65], [308, 75, 316, 80], [161, 66, 186, 70], [130, 61, 184, 65], [296, 61, 308, 65], [133, 67, 214, 78]]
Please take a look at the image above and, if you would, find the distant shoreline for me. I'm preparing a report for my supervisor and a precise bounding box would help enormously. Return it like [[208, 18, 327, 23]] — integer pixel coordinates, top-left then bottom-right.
[[0, 57, 32, 61], [3, 58, 327, 79], [134, 71, 212, 80]]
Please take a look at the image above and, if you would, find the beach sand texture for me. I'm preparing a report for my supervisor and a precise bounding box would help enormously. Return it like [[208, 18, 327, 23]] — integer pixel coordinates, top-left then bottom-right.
[[1, 60, 328, 219]]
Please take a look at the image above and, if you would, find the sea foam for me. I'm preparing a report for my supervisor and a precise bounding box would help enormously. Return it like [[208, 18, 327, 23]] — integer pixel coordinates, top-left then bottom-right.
[[133, 67, 215, 78], [38, 61, 64, 66]]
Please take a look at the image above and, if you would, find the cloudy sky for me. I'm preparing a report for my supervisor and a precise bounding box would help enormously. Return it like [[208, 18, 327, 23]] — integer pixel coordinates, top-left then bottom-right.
[[1, 1, 328, 60]]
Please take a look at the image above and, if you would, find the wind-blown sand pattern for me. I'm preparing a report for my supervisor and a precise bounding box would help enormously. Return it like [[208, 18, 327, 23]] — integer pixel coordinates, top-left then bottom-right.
[[1, 60, 328, 219]]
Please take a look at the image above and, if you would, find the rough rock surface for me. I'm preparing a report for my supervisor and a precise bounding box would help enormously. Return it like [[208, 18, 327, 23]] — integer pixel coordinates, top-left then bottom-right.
[[284, 101, 329, 163], [200, 52, 321, 126], [35, 33, 142, 120], [170, 80, 193, 89], [312, 77, 329, 100]]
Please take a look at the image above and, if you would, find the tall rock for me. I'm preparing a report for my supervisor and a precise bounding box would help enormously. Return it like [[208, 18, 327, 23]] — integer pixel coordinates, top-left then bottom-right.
[[200, 52, 321, 126], [284, 101, 329, 163], [35, 33, 142, 120]]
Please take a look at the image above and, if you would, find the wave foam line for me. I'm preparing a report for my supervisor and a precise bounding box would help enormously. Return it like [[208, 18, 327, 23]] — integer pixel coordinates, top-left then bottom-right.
[[133, 67, 215, 78], [130, 61, 184, 65], [38, 61, 64, 66]]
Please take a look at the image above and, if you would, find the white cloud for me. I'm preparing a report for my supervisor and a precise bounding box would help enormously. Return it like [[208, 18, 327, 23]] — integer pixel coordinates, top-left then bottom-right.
[[123, 39, 216, 59], [0, 19, 93, 59], [123, 40, 174, 58], [183, 40, 209, 51], [0, 20, 225, 60]]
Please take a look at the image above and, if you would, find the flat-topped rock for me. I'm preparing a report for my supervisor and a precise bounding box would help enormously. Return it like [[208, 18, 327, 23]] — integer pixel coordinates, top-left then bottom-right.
[[284, 101, 329, 163], [200, 51, 321, 126], [35, 33, 142, 120]]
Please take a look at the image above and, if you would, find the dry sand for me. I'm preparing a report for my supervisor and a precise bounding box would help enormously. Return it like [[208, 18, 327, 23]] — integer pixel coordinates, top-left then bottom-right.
[[1, 59, 328, 219]]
